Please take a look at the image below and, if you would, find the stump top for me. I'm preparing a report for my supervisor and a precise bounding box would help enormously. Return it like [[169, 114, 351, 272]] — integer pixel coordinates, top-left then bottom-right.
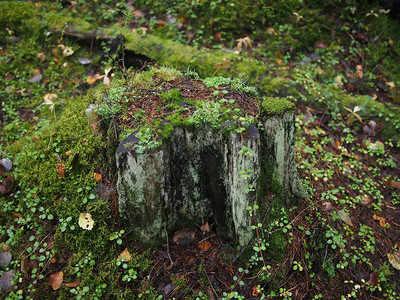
[[92, 66, 294, 152]]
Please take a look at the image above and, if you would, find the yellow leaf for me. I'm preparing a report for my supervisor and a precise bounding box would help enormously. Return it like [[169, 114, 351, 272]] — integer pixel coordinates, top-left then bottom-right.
[[387, 252, 400, 270], [118, 248, 132, 262], [78, 213, 94, 230], [373, 214, 386, 228]]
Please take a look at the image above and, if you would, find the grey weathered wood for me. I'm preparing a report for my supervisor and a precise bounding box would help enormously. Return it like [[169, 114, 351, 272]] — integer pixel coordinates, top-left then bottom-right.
[[116, 110, 298, 247]]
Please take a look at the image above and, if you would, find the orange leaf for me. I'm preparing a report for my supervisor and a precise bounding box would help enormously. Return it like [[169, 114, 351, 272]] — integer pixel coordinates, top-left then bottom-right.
[[56, 163, 65, 178], [11, 212, 22, 218], [200, 222, 210, 233], [118, 248, 132, 262], [49, 271, 63, 290], [390, 180, 400, 189], [252, 285, 261, 296], [373, 214, 386, 228], [65, 151, 71, 156], [94, 173, 102, 180], [198, 241, 212, 252], [64, 280, 81, 288]]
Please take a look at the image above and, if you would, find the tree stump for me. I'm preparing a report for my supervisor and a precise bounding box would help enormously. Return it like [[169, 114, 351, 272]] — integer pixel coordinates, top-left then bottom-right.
[[111, 68, 299, 247]]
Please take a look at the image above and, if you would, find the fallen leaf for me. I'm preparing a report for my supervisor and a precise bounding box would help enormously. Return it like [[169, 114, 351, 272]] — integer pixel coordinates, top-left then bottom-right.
[[64, 280, 81, 288], [356, 65, 363, 79], [338, 210, 353, 226], [0, 271, 15, 292], [28, 70, 42, 83], [322, 201, 333, 211], [11, 212, 22, 219], [252, 285, 261, 296], [173, 228, 195, 245], [49, 271, 63, 290], [43, 93, 57, 112], [78, 57, 92, 65], [79, 213, 94, 230], [360, 195, 372, 206], [118, 248, 132, 262], [373, 214, 386, 228], [200, 222, 210, 233], [387, 252, 400, 270], [0, 251, 12, 269], [390, 180, 400, 189], [37, 52, 45, 62], [93, 173, 102, 180], [369, 272, 379, 286], [0, 177, 14, 195], [52, 48, 61, 58], [198, 241, 212, 252], [56, 163, 65, 178], [86, 74, 104, 85], [103, 76, 110, 87]]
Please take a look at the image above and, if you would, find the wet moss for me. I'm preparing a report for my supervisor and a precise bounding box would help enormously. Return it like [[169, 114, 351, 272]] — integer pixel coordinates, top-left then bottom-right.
[[261, 97, 295, 116]]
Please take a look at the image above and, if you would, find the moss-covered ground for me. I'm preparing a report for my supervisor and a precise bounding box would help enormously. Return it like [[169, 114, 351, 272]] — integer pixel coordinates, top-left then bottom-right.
[[1, 0, 400, 299]]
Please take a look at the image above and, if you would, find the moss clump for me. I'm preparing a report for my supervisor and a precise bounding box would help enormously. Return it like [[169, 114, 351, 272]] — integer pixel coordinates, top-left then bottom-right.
[[0, 2, 45, 40], [261, 97, 295, 115]]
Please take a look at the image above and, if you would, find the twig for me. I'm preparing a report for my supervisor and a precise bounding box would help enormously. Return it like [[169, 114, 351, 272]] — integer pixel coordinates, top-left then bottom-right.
[[165, 226, 174, 267]]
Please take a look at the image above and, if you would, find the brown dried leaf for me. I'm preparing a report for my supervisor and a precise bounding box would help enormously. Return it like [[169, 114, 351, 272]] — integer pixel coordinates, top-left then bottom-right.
[[360, 195, 372, 206], [338, 210, 353, 226], [369, 272, 379, 286], [64, 280, 81, 288], [56, 163, 65, 178], [198, 241, 212, 252], [373, 214, 386, 228], [173, 229, 195, 245], [200, 222, 210, 233], [390, 180, 400, 189], [0, 177, 14, 195], [118, 248, 132, 262], [49, 271, 63, 290]]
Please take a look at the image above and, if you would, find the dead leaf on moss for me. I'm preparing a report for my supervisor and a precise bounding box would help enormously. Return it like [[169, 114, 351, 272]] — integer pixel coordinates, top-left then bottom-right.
[[387, 252, 400, 270], [118, 248, 132, 262], [0, 177, 14, 195], [78, 213, 94, 230], [56, 163, 65, 178], [49, 271, 63, 290], [64, 280, 81, 288]]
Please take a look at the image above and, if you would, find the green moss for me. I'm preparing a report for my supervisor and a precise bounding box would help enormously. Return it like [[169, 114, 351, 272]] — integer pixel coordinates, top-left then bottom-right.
[[260, 76, 301, 98], [261, 97, 295, 115], [0, 2, 45, 40]]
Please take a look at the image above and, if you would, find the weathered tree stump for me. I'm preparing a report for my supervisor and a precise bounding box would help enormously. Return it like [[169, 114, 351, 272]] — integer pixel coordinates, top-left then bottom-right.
[[111, 68, 298, 247]]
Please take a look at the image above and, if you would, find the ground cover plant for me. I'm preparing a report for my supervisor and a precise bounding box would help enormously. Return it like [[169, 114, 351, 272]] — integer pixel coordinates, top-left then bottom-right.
[[0, 0, 400, 299]]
